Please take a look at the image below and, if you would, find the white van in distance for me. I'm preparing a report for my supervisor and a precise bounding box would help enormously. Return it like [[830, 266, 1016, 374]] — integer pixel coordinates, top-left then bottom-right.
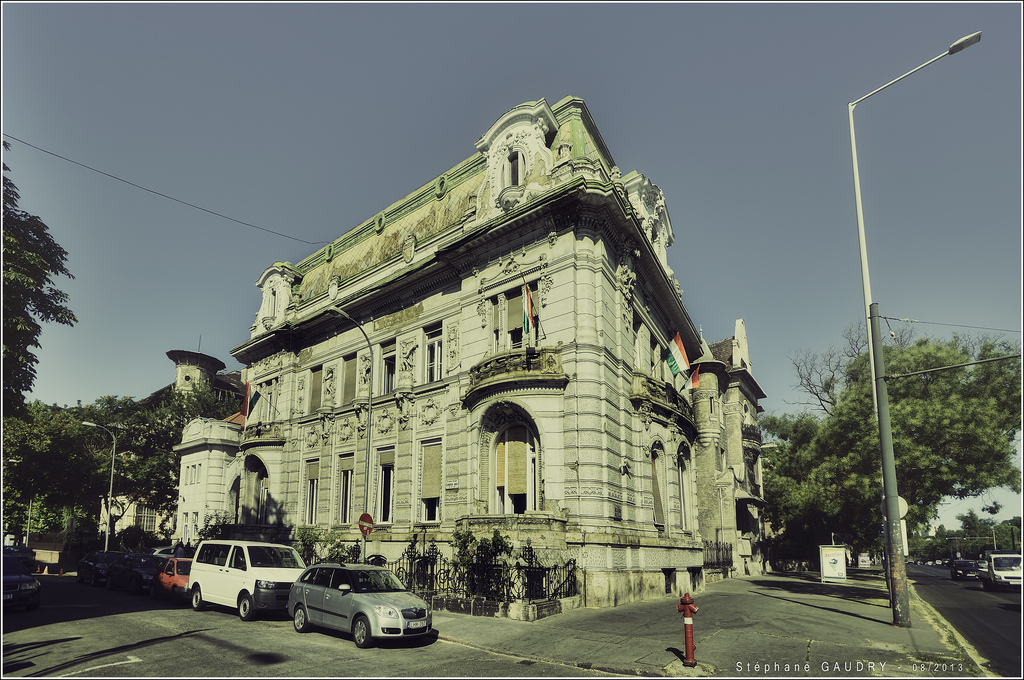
[[188, 540, 306, 620]]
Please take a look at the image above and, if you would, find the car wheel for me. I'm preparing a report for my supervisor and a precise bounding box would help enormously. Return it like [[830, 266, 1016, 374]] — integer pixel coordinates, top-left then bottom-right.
[[90, 572, 100, 587], [238, 592, 257, 621], [293, 605, 311, 633], [150, 583, 160, 599], [352, 615, 373, 649], [191, 585, 206, 611]]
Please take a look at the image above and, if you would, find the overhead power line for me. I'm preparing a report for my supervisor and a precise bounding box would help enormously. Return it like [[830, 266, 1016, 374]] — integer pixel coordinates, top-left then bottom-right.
[[2, 133, 328, 246], [881, 316, 1020, 335]]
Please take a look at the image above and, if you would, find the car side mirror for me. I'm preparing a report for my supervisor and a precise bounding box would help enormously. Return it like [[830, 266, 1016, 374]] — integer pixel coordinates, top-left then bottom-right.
[[338, 583, 351, 593]]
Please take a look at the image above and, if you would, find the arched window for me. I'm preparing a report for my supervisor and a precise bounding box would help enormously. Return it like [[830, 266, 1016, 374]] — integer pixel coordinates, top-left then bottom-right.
[[494, 424, 537, 515], [677, 448, 691, 531], [651, 444, 665, 527], [505, 150, 525, 187]]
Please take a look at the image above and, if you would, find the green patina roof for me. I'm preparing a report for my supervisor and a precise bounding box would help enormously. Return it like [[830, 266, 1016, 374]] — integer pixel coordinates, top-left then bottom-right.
[[294, 97, 617, 301]]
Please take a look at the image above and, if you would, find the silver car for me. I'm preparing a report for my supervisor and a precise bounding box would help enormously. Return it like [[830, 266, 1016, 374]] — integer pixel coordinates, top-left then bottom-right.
[[288, 563, 432, 648]]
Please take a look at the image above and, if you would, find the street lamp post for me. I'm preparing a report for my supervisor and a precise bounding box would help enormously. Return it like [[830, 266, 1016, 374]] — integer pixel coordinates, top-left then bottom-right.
[[330, 306, 373, 564], [83, 421, 118, 552], [848, 31, 981, 628]]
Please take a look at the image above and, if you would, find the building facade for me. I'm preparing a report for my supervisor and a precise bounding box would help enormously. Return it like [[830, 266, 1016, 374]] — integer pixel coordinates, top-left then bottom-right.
[[176, 97, 766, 606]]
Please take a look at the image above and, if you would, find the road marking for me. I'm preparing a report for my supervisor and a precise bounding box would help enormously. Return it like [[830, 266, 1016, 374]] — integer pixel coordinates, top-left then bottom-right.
[[56, 655, 143, 676]]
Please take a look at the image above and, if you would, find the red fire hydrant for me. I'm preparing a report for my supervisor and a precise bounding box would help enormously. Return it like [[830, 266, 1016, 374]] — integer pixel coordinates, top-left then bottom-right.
[[677, 592, 699, 667]]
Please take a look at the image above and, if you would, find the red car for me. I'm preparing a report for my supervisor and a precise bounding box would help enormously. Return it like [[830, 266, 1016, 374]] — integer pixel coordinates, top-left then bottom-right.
[[150, 557, 192, 602]]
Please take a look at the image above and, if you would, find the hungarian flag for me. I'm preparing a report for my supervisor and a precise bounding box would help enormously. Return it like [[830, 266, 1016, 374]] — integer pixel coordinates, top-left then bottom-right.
[[665, 333, 690, 377], [242, 382, 262, 425], [689, 366, 700, 390]]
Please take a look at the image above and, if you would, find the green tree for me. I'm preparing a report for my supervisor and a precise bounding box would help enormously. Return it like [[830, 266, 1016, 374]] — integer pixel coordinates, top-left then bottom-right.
[[2, 142, 77, 415], [79, 382, 241, 528], [2, 401, 103, 541], [763, 329, 1021, 558]]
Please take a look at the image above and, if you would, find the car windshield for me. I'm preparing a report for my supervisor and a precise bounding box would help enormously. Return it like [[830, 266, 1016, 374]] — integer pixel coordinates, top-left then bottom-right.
[[3, 555, 29, 575], [176, 561, 192, 575], [247, 546, 305, 569], [992, 556, 1022, 571], [351, 568, 407, 593], [136, 555, 164, 569], [954, 561, 974, 568]]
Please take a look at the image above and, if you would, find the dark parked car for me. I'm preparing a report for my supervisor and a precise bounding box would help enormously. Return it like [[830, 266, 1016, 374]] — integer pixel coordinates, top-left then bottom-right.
[[950, 559, 979, 580], [106, 553, 166, 594], [150, 557, 192, 602], [4, 545, 38, 573], [288, 563, 432, 648], [77, 551, 124, 587], [3, 554, 41, 611]]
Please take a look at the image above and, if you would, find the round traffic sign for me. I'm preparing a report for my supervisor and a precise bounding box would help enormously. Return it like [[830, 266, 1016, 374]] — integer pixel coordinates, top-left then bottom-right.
[[358, 513, 374, 537]]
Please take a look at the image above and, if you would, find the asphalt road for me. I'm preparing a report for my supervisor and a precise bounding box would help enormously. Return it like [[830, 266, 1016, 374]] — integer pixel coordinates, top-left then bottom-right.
[[2, 574, 615, 677], [907, 562, 1021, 678]]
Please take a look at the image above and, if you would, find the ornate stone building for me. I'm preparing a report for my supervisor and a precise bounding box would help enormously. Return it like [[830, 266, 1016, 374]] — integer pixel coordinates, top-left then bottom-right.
[[176, 97, 766, 606]]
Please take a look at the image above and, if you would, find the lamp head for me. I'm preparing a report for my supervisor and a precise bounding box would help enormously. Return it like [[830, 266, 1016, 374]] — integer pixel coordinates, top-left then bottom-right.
[[948, 31, 981, 55]]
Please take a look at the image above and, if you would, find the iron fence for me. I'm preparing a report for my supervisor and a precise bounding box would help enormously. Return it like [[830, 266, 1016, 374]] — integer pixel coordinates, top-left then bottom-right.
[[374, 540, 579, 604], [704, 540, 734, 570]]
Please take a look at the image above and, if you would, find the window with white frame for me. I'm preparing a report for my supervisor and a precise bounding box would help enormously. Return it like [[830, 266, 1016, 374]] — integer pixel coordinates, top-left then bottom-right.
[[493, 425, 536, 515], [341, 354, 357, 406], [338, 467, 352, 524], [381, 342, 396, 394], [378, 448, 395, 523], [425, 325, 443, 383], [306, 460, 320, 524], [309, 366, 323, 414], [421, 439, 442, 522], [678, 452, 691, 531], [134, 504, 157, 533], [651, 446, 665, 528]]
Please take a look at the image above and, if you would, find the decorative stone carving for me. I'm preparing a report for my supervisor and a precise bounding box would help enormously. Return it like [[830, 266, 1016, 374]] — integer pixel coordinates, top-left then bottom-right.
[[376, 409, 394, 435], [446, 324, 460, 372], [421, 397, 440, 426], [338, 417, 354, 442]]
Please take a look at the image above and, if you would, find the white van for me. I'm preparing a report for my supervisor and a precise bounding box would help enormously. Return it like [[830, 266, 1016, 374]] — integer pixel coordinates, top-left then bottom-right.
[[188, 540, 306, 621]]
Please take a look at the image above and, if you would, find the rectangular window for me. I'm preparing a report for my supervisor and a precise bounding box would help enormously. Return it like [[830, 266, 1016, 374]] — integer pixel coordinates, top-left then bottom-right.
[[421, 440, 442, 522], [378, 448, 395, 523], [196, 463, 202, 484], [135, 504, 157, 533], [342, 354, 357, 405], [309, 367, 323, 413], [306, 460, 320, 524], [339, 468, 352, 524], [381, 343, 396, 394], [425, 326, 443, 383]]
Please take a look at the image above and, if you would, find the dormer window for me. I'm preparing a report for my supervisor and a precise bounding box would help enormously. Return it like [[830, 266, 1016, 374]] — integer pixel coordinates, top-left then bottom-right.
[[506, 150, 524, 187]]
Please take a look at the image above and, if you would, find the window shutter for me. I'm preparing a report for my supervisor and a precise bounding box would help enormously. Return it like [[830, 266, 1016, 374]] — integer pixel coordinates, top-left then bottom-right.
[[508, 426, 528, 494], [342, 356, 356, 404], [338, 455, 354, 471], [379, 449, 395, 466], [495, 438, 506, 487], [507, 292, 523, 330], [652, 457, 664, 525], [307, 461, 320, 480], [421, 443, 442, 498]]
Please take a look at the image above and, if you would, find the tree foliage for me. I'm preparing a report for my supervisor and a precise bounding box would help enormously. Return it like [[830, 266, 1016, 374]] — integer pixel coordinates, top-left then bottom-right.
[[2, 142, 77, 415], [763, 328, 1021, 557], [3, 382, 241, 541]]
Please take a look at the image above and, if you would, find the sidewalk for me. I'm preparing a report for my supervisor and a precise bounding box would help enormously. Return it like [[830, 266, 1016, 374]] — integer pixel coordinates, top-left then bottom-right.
[[432, 570, 990, 677]]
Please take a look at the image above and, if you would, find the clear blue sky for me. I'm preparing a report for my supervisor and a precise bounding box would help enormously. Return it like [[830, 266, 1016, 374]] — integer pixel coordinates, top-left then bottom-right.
[[3, 2, 1020, 529]]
